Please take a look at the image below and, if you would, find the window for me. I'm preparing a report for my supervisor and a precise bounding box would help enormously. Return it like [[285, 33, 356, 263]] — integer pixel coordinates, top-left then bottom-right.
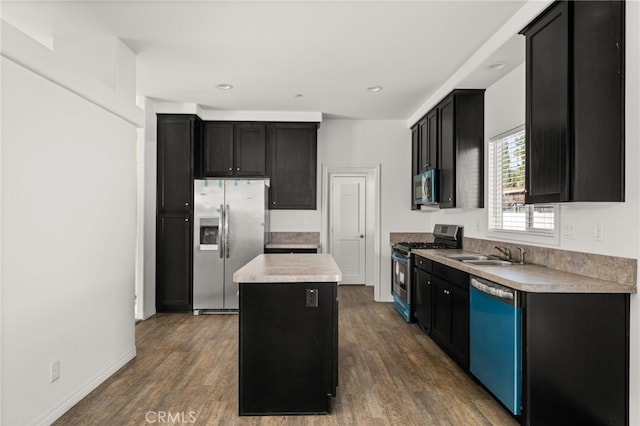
[[488, 126, 558, 242]]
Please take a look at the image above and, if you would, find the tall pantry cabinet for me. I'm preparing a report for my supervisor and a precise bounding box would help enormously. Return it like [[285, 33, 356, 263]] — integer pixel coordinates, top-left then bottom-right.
[[156, 114, 201, 312]]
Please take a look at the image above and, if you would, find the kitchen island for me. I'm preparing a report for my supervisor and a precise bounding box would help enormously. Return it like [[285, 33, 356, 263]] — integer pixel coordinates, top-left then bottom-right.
[[233, 254, 342, 416]]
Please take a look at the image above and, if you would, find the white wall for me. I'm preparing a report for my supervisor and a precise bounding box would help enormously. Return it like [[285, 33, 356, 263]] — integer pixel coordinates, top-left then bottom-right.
[[138, 97, 158, 320], [1, 26, 139, 425], [313, 120, 433, 301]]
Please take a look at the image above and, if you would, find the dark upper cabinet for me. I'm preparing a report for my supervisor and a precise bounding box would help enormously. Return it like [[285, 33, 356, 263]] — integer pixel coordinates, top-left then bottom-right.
[[412, 113, 438, 174], [234, 123, 267, 176], [200, 122, 266, 177], [425, 110, 438, 171], [437, 90, 485, 209], [268, 123, 318, 210], [411, 124, 420, 177], [156, 212, 192, 312], [521, 1, 624, 203], [157, 114, 200, 211], [201, 122, 234, 176]]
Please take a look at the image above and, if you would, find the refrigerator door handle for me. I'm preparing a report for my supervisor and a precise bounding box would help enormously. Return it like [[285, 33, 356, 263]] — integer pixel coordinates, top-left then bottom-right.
[[219, 204, 225, 259], [225, 204, 230, 259]]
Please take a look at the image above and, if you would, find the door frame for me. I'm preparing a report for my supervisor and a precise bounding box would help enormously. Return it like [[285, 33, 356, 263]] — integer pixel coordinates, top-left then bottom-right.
[[321, 164, 380, 297]]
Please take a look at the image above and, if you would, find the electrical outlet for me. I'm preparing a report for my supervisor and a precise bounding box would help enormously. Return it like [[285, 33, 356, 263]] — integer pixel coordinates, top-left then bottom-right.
[[594, 224, 604, 241], [476, 219, 480, 232], [298, 219, 305, 228], [563, 224, 576, 240], [306, 289, 318, 308], [50, 360, 60, 383]]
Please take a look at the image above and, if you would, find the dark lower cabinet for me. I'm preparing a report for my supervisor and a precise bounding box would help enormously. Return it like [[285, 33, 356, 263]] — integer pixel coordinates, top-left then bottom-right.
[[239, 282, 338, 415], [522, 292, 629, 426], [413, 256, 433, 333], [156, 212, 192, 312], [430, 263, 469, 368]]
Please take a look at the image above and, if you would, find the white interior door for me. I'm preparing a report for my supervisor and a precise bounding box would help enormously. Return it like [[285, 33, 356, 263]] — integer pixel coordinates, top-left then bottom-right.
[[330, 175, 366, 284]]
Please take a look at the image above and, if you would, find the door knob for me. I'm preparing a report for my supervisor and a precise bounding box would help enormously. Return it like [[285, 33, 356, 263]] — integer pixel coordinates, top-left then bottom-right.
[[360, 234, 364, 238]]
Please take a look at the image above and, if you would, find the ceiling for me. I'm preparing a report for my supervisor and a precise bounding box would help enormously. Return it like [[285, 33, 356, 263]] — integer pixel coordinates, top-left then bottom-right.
[[2, 1, 528, 120]]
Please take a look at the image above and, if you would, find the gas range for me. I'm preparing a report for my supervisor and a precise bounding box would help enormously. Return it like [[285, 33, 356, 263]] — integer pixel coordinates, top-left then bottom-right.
[[391, 224, 463, 323]]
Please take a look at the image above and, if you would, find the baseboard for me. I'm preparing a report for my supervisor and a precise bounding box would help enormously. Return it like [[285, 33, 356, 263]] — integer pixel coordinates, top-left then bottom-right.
[[33, 346, 137, 426], [142, 307, 156, 320]]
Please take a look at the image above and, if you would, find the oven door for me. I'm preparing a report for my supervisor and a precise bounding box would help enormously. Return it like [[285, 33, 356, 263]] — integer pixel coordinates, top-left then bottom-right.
[[391, 251, 410, 303]]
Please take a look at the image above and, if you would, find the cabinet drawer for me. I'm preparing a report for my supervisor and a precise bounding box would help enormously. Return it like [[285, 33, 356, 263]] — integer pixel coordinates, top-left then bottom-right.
[[413, 255, 432, 272], [433, 262, 468, 290]]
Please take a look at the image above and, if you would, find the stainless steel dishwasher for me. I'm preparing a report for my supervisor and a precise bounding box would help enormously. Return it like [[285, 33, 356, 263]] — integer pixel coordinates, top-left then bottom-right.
[[469, 276, 522, 415]]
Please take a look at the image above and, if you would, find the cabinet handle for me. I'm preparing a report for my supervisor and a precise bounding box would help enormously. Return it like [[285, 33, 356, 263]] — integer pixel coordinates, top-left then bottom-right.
[[185, 218, 189, 222], [228, 167, 233, 171], [448, 197, 452, 201], [185, 202, 189, 206], [236, 167, 240, 171]]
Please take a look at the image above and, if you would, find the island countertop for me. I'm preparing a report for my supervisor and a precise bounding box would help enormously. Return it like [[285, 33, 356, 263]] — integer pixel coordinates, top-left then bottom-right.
[[233, 253, 342, 283]]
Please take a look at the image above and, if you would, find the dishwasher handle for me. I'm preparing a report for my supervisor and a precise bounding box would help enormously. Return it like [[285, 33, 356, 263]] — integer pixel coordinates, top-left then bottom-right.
[[470, 276, 516, 302]]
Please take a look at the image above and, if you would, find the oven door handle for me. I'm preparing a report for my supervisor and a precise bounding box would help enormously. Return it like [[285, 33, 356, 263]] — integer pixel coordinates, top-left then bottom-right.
[[391, 252, 408, 264]]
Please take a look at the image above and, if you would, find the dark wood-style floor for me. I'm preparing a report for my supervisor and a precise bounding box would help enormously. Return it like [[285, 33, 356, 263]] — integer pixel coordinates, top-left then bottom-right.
[[55, 286, 518, 425]]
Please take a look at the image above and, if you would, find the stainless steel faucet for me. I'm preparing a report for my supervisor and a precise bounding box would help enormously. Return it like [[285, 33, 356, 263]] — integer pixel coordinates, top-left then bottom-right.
[[516, 247, 526, 265], [493, 245, 512, 260]]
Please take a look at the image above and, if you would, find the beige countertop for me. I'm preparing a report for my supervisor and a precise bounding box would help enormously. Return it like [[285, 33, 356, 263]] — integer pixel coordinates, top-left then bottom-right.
[[413, 249, 636, 294], [264, 242, 320, 249], [233, 254, 342, 283]]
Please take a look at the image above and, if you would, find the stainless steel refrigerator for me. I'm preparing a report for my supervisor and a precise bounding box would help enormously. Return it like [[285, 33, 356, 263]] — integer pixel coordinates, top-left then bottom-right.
[[193, 179, 269, 313]]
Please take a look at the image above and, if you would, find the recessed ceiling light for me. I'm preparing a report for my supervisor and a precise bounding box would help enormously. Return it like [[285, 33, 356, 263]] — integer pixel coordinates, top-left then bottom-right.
[[294, 93, 304, 98], [487, 61, 507, 71], [216, 83, 234, 90], [367, 85, 383, 93]]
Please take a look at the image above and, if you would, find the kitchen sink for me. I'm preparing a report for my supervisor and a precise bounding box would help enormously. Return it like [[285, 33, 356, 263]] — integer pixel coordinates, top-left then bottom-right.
[[444, 253, 513, 266], [444, 254, 489, 261], [462, 259, 513, 266]]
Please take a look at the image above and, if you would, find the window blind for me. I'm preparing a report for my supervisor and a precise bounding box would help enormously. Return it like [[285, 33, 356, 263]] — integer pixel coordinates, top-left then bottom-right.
[[488, 126, 555, 235]]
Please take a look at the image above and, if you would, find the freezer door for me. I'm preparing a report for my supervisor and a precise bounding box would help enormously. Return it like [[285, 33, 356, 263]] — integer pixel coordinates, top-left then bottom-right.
[[223, 179, 267, 309], [193, 179, 225, 310]]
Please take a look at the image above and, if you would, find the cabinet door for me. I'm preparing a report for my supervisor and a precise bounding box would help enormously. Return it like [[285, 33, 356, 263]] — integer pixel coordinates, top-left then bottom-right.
[[202, 122, 234, 177], [438, 97, 455, 208], [157, 115, 195, 211], [269, 124, 317, 209], [524, 2, 570, 203], [449, 283, 469, 368], [156, 212, 192, 312], [414, 268, 433, 334], [411, 124, 420, 176], [418, 117, 428, 172], [234, 123, 266, 176], [425, 109, 438, 171], [431, 277, 451, 347]]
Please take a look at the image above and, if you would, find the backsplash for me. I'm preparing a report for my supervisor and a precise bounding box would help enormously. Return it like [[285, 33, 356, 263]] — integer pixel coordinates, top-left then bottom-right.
[[464, 237, 637, 286], [389, 232, 637, 286]]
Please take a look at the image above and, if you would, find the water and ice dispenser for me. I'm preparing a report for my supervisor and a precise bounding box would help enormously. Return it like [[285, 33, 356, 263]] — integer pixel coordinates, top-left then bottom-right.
[[199, 217, 219, 250]]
